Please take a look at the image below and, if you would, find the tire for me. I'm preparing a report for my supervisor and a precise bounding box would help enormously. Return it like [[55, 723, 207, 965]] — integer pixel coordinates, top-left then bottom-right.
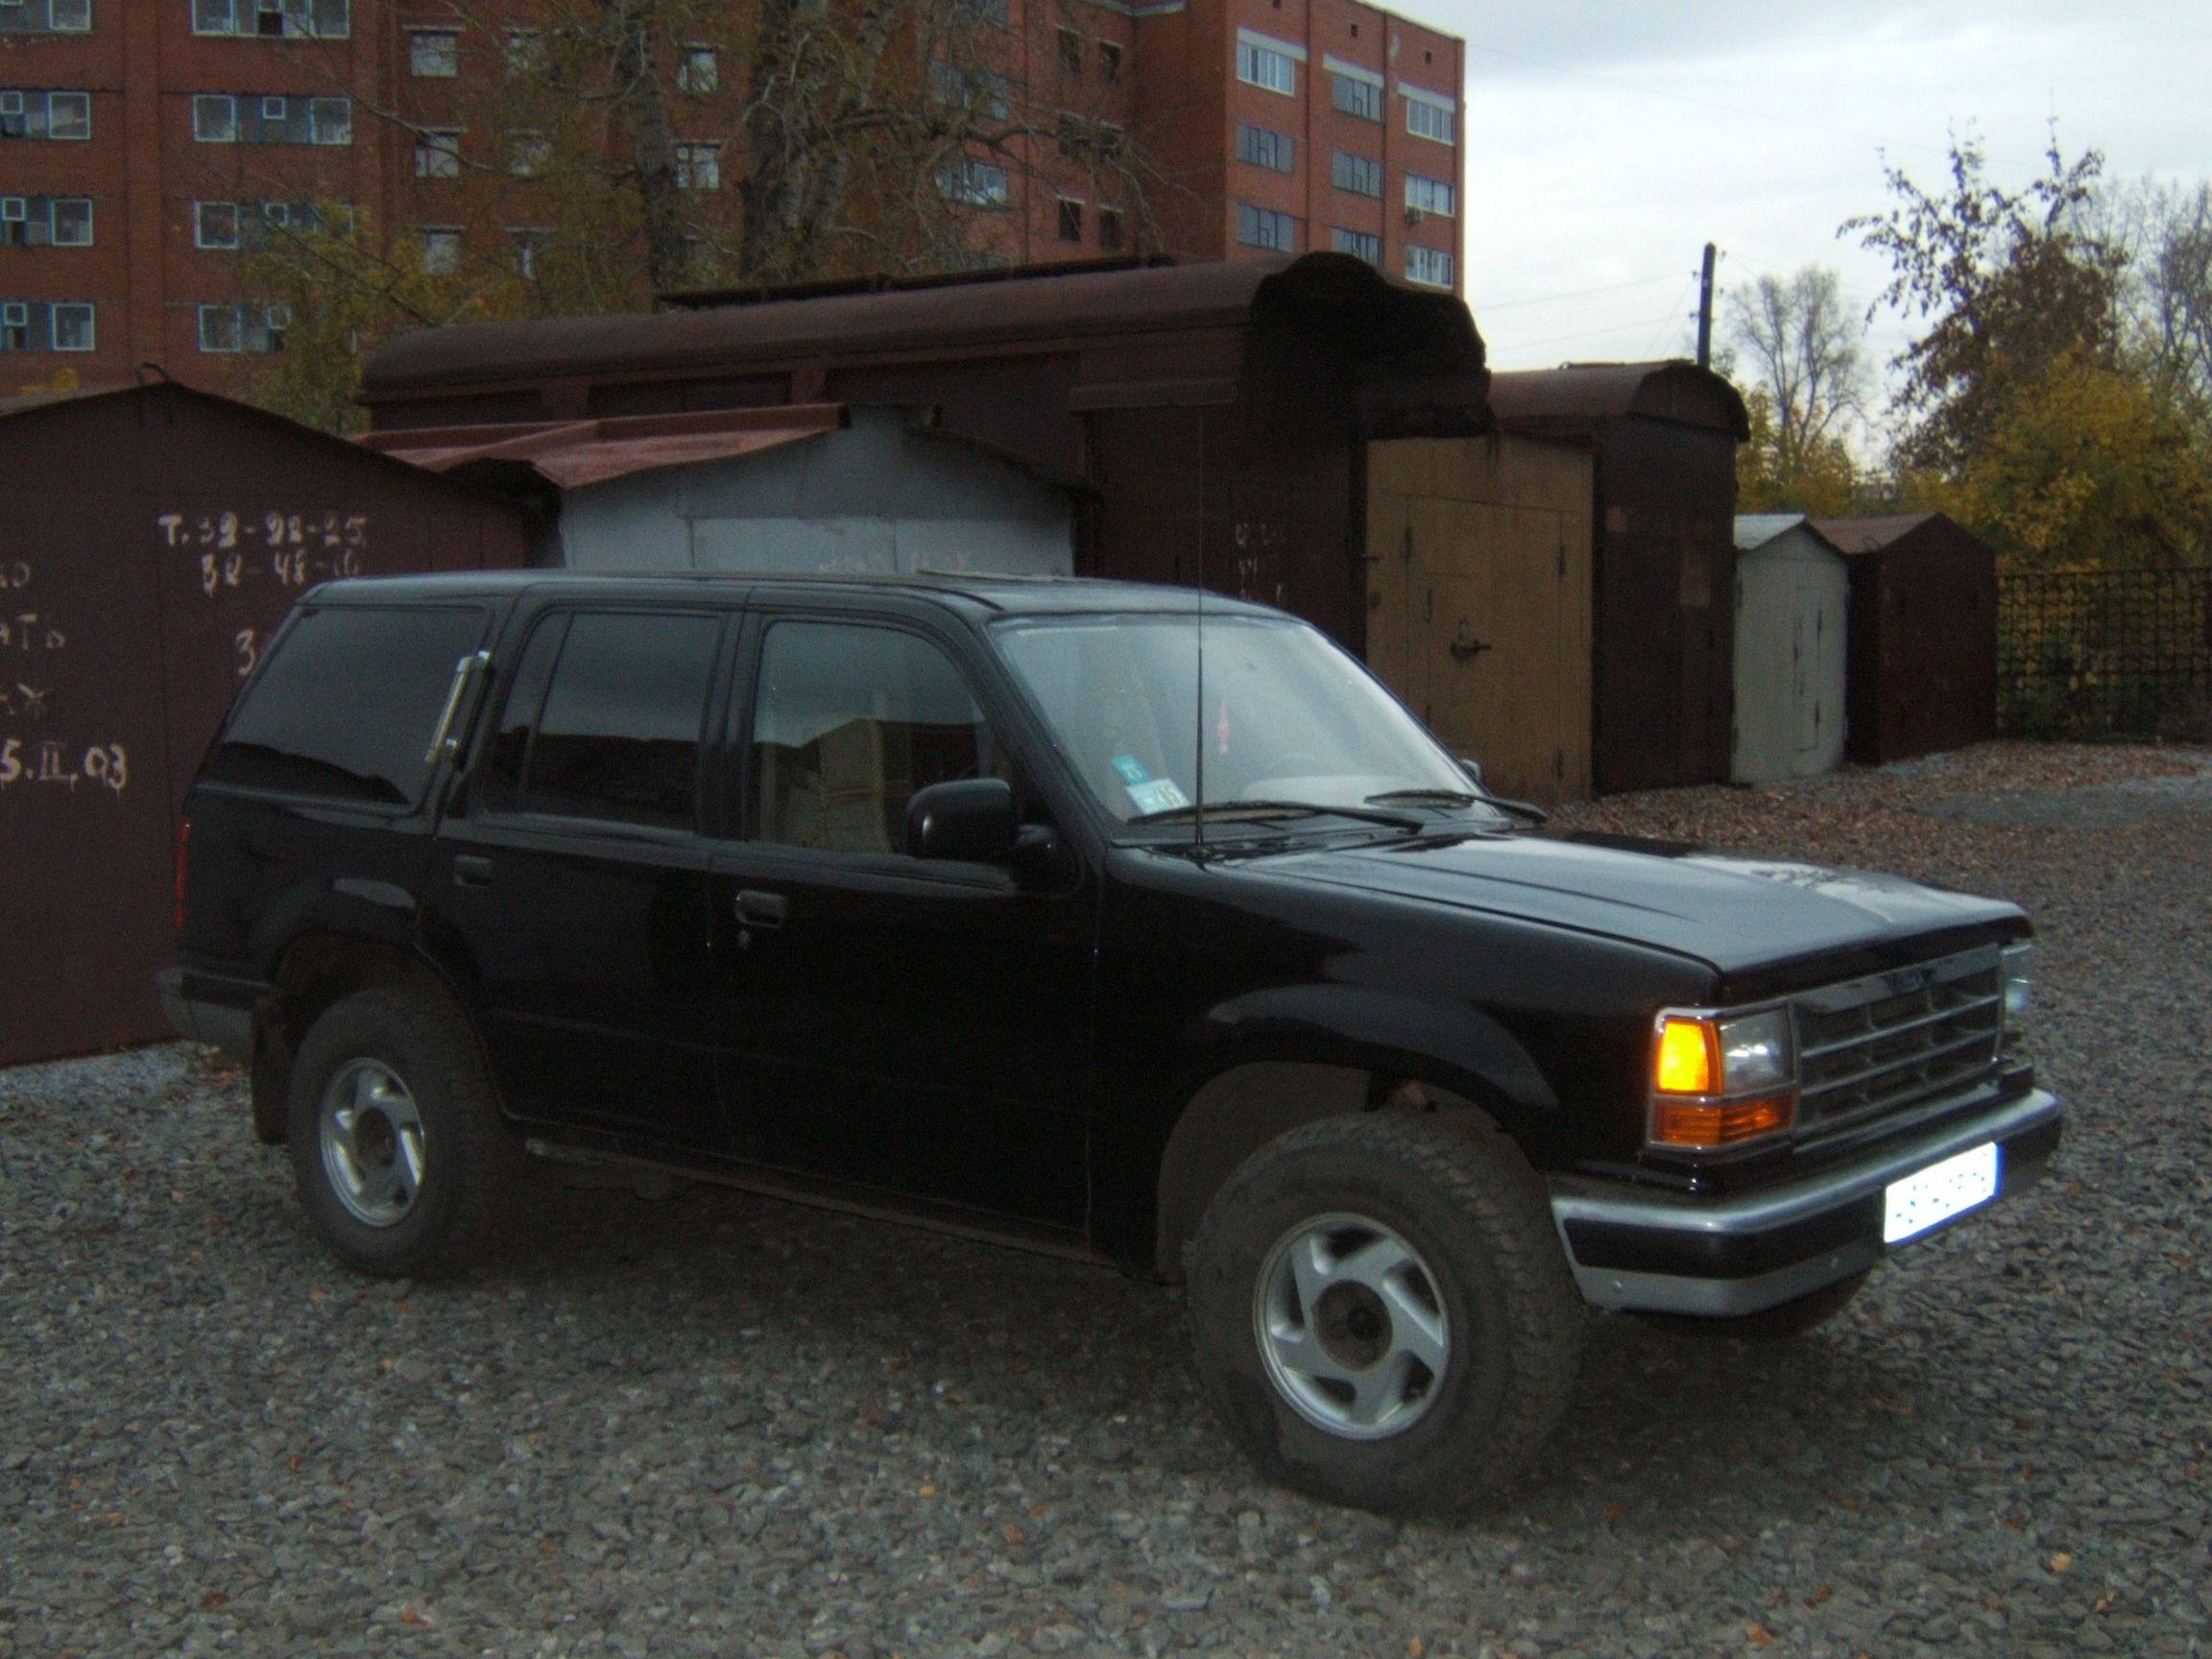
[[285, 983, 525, 1279], [1187, 1112, 1585, 1516], [1639, 1270, 1869, 1342]]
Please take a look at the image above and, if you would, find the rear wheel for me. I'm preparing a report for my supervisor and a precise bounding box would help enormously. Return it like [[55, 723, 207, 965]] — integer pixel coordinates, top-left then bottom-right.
[[285, 984, 524, 1278], [1188, 1112, 1584, 1515]]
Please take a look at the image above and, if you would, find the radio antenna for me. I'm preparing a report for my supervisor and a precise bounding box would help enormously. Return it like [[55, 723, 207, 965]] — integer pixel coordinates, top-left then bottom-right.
[[1192, 408, 1207, 851]]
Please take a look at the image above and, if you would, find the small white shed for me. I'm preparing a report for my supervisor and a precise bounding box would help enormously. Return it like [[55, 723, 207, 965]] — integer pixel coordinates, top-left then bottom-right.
[[1732, 514, 1848, 782]]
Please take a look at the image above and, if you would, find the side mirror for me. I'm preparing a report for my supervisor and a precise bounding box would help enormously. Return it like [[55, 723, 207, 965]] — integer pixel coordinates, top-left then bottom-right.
[[905, 778, 1020, 862], [1458, 757, 1485, 790]]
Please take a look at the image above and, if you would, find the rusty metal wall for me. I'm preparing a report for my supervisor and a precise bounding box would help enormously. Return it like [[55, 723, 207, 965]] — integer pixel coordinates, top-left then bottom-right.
[[0, 385, 530, 1070], [1587, 419, 1739, 794]]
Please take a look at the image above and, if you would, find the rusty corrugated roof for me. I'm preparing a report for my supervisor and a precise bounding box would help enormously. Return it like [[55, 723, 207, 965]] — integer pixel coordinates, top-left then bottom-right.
[[1486, 360, 1749, 440], [360, 253, 1484, 403], [358, 403, 847, 489]]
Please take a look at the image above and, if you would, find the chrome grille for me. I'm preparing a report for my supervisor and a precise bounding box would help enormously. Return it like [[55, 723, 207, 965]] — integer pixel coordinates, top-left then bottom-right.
[[1791, 947, 2005, 1131]]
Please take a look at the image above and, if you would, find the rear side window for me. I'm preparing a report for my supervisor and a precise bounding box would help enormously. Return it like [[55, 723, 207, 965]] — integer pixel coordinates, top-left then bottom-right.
[[486, 611, 723, 830], [204, 605, 485, 806]]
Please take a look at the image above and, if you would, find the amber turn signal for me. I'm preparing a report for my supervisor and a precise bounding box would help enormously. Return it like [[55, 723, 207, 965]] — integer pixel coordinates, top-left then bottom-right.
[[1653, 1016, 1719, 1094], [1650, 1094, 1795, 1147]]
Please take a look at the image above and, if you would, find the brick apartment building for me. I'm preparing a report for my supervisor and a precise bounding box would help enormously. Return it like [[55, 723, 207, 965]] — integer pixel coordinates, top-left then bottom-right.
[[1, 0, 1463, 399]]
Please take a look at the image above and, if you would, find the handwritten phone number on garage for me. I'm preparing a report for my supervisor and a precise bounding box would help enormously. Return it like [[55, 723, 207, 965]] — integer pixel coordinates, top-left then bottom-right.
[[157, 510, 370, 598]]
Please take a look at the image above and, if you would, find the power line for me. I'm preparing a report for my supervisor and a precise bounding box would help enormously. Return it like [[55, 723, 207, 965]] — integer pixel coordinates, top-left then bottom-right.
[[1499, 308, 1696, 352], [1471, 272, 1685, 311]]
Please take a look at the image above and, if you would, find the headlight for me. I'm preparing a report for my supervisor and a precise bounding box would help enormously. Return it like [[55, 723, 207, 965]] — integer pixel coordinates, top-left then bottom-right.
[[1649, 1006, 1797, 1149], [2002, 942, 2033, 1021]]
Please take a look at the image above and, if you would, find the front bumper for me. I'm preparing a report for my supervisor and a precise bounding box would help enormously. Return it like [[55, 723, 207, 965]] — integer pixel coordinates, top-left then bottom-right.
[[1548, 1087, 2064, 1317]]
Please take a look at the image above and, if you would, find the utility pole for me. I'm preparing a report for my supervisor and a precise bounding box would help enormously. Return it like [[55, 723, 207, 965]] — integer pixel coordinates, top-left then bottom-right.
[[1694, 241, 1718, 368]]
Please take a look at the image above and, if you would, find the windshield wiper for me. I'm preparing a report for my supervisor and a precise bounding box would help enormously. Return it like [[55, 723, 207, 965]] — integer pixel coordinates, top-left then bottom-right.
[[1364, 788, 1482, 806], [1129, 798, 1427, 830]]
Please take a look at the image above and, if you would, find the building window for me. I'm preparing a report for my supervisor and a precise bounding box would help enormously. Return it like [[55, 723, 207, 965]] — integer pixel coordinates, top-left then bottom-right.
[[1405, 175, 1455, 218], [1097, 204, 1123, 253], [1405, 245, 1454, 288], [1235, 203, 1296, 252], [192, 95, 238, 143], [1236, 38, 1297, 96], [1331, 71, 1382, 122], [1331, 227, 1381, 266], [674, 142, 721, 190], [677, 44, 718, 93], [929, 60, 1009, 120], [504, 130, 548, 177], [1094, 122, 1123, 161], [937, 157, 1008, 208], [48, 196, 90, 245], [408, 28, 459, 78], [949, 0, 1009, 26], [193, 201, 239, 248], [503, 27, 542, 75], [509, 228, 548, 278], [0, 195, 92, 247], [1056, 196, 1082, 244], [0, 301, 25, 349], [198, 301, 288, 354], [1097, 40, 1121, 84], [1237, 123, 1293, 174], [191, 0, 349, 38], [3, 89, 92, 141], [1056, 26, 1083, 76], [415, 129, 463, 179], [1055, 112, 1086, 161], [50, 301, 92, 349], [0, 1, 93, 34], [1405, 91, 1455, 145], [310, 98, 350, 144], [1332, 150, 1381, 198], [419, 227, 461, 274]]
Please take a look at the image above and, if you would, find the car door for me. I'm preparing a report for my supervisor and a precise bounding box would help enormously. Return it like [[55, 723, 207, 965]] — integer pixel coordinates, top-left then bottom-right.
[[426, 604, 733, 1152], [708, 609, 1096, 1230]]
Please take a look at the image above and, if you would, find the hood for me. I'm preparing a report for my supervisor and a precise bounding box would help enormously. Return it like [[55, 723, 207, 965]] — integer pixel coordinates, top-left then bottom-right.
[[1260, 830, 2021, 976]]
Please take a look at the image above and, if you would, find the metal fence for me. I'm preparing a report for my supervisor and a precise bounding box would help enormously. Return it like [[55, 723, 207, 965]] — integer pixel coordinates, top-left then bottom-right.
[[1996, 566, 2212, 739]]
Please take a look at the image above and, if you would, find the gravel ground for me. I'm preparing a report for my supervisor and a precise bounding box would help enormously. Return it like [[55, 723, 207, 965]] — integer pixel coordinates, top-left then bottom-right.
[[4, 741, 2209, 1659]]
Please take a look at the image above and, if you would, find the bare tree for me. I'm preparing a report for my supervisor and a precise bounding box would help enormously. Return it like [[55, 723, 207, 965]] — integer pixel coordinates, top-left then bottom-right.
[[1723, 264, 1868, 488]]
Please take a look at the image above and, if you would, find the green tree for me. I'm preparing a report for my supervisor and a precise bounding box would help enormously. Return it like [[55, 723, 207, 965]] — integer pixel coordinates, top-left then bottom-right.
[[1844, 132, 2124, 474]]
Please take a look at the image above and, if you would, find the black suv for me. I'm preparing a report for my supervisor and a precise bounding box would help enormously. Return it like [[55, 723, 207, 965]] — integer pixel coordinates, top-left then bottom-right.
[[163, 572, 2062, 1514]]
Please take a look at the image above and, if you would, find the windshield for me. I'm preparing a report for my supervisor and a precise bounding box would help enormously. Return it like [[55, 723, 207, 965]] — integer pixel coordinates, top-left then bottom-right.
[[994, 613, 1500, 830]]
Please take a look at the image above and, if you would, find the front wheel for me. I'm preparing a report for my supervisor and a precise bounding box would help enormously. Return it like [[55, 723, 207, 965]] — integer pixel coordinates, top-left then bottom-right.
[[1188, 1112, 1584, 1515], [285, 984, 524, 1278]]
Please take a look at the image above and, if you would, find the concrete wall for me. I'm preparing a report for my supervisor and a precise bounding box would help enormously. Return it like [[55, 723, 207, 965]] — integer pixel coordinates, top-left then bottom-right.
[[555, 407, 1073, 578]]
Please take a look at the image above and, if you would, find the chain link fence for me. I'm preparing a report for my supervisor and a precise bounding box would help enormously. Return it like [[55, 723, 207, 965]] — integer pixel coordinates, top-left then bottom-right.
[[1996, 566, 2212, 739]]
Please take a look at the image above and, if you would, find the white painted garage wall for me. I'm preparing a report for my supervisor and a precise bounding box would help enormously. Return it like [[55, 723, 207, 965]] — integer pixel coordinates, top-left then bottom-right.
[[554, 406, 1073, 577]]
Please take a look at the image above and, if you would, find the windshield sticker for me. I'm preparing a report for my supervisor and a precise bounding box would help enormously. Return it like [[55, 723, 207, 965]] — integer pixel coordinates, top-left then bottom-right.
[[1126, 777, 1190, 814], [1111, 754, 1151, 785]]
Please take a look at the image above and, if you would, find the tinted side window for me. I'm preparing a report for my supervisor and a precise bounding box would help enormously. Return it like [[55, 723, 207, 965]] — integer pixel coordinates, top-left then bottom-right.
[[513, 612, 721, 830], [751, 621, 991, 854], [476, 612, 568, 815], [204, 605, 484, 806]]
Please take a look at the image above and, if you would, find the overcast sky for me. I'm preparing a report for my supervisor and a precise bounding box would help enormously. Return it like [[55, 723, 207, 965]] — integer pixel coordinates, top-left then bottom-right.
[[1409, 0, 2212, 390]]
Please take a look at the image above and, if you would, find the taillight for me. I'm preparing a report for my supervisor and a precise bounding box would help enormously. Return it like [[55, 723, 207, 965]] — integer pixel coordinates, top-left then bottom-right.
[[175, 816, 191, 936]]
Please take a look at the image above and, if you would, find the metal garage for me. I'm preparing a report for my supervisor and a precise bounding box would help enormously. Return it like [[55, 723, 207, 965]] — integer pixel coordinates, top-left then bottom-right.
[[1732, 515, 1849, 782], [0, 381, 530, 1067], [1486, 362, 1748, 795]]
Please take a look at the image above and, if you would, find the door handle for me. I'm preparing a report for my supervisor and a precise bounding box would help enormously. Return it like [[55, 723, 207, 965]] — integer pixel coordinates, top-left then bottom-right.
[[452, 854, 495, 888], [1449, 623, 1492, 662], [735, 889, 787, 928]]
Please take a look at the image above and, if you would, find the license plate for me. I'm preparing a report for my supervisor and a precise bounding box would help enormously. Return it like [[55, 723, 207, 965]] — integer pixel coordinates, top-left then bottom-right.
[[1884, 1142, 2000, 1244]]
